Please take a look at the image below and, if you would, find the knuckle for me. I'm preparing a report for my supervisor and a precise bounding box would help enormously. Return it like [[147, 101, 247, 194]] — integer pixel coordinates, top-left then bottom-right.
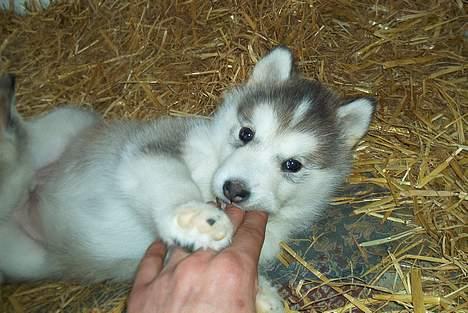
[[219, 264, 245, 289], [190, 249, 216, 263], [172, 250, 213, 280], [172, 262, 195, 283], [215, 252, 245, 276], [244, 224, 266, 242]]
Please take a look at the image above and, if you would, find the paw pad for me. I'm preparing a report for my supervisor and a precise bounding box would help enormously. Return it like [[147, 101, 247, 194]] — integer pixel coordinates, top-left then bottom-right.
[[175, 205, 230, 243]]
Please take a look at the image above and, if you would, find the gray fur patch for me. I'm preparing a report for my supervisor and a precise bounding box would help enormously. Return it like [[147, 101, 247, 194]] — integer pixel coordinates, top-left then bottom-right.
[[139, 117, 202, 157]]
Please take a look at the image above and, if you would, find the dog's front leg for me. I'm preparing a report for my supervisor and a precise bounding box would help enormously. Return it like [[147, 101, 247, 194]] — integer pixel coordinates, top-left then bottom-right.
[[118, 154, 233, 252]]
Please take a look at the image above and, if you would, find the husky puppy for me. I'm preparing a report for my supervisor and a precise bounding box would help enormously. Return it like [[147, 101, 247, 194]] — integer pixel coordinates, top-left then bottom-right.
[[0, 47, 375, 312]]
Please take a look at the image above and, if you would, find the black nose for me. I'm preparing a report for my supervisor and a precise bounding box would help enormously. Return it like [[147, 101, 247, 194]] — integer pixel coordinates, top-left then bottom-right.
[[223, 180, 250, 203]]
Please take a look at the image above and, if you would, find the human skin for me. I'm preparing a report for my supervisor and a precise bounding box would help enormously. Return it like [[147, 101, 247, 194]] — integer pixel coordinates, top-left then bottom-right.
[[127, 206, 269, 313]]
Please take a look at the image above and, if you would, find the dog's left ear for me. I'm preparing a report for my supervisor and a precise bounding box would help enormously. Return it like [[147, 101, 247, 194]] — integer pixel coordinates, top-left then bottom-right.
[[248, 46, 294, 85], [337, 97, 376, 148]]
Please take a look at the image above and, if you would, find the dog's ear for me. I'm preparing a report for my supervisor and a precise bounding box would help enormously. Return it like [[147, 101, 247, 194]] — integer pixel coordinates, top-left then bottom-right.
[[248, 46, 294, 85], [337, 97, 376, 148], [0, 74, 16, 135]]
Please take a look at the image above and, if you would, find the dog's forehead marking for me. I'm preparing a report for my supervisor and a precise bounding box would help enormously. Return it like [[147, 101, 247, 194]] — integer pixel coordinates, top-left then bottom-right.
[[250, 103, 279, 138], [290, 99, 312, 127], [249, 103, 320, 159], [275, 131, 318, 159]]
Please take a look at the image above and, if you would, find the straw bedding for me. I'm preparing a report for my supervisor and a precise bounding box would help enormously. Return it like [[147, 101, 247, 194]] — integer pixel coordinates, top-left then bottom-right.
[[0, 0, 466, 312]]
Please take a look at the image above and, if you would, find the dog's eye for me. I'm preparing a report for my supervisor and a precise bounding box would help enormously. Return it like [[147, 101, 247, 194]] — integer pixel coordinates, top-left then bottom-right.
[[239, 127, 255, 143], [281, 159, 302, 173]]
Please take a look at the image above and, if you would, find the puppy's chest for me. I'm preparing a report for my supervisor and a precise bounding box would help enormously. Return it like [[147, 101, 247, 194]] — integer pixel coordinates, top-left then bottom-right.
[[182, 140, 221, 202], [185, 154, 219, 202]]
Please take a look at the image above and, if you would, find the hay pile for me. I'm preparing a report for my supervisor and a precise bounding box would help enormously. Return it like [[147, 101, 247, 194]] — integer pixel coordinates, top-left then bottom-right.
[[0, 0, 466, 312]]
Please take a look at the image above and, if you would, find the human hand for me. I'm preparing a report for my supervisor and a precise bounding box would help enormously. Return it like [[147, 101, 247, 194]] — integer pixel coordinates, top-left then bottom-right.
[[127, 206, 268, 313]]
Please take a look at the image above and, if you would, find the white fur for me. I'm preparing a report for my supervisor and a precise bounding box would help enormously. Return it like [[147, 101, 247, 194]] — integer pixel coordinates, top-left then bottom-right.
[[257, 276, 284, 313], [291, 99, 312, 126], [26, 107, 100, 170]]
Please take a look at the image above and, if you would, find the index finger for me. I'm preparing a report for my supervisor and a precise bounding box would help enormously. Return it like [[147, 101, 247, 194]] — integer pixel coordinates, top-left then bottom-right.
[[132, 241, 166, 290], [230, 210, 268, 262], [224, 205, 246, 232]]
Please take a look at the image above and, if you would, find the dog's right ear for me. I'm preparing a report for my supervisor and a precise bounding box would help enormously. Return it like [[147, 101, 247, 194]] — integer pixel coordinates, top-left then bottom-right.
[[337, 97, 376, 148], [0, 74, 16, 135], [248, 46, 294, 85]]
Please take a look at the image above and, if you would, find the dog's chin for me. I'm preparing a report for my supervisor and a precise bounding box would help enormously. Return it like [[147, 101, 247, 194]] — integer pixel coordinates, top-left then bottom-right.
[[215, 196, 276, 213], [215, 197, 229, 210], [215, 196, 244, 210]]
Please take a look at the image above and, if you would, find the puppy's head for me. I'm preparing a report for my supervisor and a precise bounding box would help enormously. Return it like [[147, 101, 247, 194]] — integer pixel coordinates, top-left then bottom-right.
[[211, 47, 376, 213]]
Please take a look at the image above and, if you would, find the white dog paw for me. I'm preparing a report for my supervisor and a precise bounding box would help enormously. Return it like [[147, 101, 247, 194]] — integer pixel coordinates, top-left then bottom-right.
[[256, 276, 285, 313], [171, 202, 233, 251]]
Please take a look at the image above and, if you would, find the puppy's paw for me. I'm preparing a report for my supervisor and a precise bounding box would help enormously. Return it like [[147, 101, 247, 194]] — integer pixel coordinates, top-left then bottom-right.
[[171, 201, 233, 251], [256, 275, 285, 313]]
